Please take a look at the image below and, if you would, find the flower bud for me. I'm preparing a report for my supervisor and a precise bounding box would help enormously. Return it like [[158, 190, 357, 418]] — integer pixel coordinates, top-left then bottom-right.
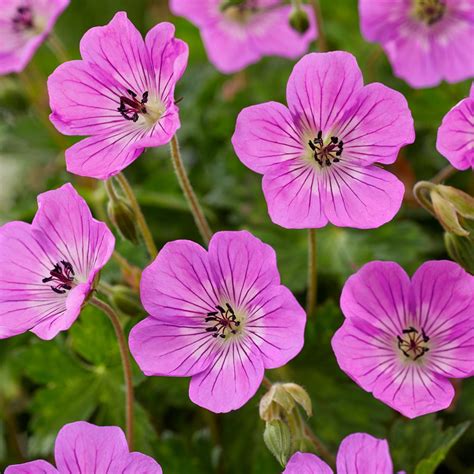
[[220, 0, 245, 11], [431, 189, 469, 236], [445, 231, 474, 274], [263, 420, 291, 467], [110, 285, 145, 317], [260, 383, 312, 422], [289, 6, 310, 34], [107, 198, 140, 245]]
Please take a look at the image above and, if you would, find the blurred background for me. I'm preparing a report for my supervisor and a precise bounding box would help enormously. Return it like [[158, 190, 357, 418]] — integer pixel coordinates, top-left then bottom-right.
[[0, 0, 473, 472]]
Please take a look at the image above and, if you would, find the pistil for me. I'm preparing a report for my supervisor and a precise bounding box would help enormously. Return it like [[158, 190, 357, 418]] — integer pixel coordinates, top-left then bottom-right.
[[397, 326, 430, 361], [308, 130, 344, 168], [42, 261, 75, 294], [205, 303, 241, 339]]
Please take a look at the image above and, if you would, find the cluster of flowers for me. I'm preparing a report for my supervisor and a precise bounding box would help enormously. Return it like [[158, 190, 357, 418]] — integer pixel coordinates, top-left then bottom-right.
[[1, 0, 473, 472]]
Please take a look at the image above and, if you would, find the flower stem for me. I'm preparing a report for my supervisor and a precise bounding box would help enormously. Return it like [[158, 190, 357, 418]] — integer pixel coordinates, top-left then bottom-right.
[[431, 164, 457, 184], [115, 173, 158, 259], [413, 180, 436, 216], [47, 31, 70, 64], [170, 135, 213, 245], [90, 296, 135, 449], [306, 229, 318, 317], [311, 0, 327, 52]]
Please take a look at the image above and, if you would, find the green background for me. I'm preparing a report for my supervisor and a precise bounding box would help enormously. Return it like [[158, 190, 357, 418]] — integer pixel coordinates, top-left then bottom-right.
[[0, 1, 473, 472]]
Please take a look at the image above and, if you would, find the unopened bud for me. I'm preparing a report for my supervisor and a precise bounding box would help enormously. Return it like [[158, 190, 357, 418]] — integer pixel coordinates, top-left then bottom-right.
[[220, 0, 245, 11], [435, 185, 474, 220], [289, 6, 310, 34], [445, 231, 474, 275], [260, 383, 312, 422], [263, 420, 291, 467], [431, 190, 469, 236], [107, 198, 140, 244], [110, 285, 145, 317]]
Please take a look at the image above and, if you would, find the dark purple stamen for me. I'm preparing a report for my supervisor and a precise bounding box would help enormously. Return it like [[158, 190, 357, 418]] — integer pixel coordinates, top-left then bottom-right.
[[308, 130, 344, 167], [397, 326, 430, 361], [42, 261, 75, 294], [12, 5, 34, 32], [118, 89, 149, 122], [205, 303, 240, 339], [415, 0, 446, 25]]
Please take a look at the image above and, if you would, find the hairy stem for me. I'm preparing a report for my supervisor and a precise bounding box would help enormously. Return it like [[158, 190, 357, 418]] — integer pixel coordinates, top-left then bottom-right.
[[170, 135, 213, 245], [90, 296, 135, 449], [116, 173, 158, 258], [306, 229, 318, 317], [47, 31, 70, 64], [431, 164, 457, 184]]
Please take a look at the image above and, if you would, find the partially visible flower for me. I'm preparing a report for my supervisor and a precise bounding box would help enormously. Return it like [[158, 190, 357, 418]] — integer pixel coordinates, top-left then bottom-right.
[[359, 0, 474, 88], [437, 83, 474, 170], [283, 433, 398, 474], [5, 421, 162, 473], [332, 260, 474, 419], [233, 51, 414, 229], [0, 183, 115, 340], [47, 12, 188, 179], [0, 0, 69, 75], [129, 230, 306, 413], [170, 0, 317, 74]]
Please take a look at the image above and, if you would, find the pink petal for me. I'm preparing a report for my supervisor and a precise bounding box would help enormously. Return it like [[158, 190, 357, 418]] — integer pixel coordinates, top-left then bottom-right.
[[337, 83, 415, 166], [5, 460, 58, 474], [283, 452, 333, 474], [262, 163, 327, 228], [232, 101, 305, 175], [340, 261, 411, 335], [189, 339, 264, 412], [286, 51, 363, 132], [129, 316, 215, 377], [170, 0, 221, 28], [337, 433, 393, 474], [436, 94, 474, 171], [323, 163, 404, 228], [207, 230, 280, 308], [117, 453, 162, 474], [65, 132, 144, 180]]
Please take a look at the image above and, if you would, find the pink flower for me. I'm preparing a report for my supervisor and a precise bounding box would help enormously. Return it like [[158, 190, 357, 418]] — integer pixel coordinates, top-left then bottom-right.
[[0, 183, 114, 340], [332, 260, 474, 419], [0, 0, 69, 75], [232, 51, 414, 229], [129, 230, 305, 413], [283, 433, 398, 474], [47, 12, 188, 179], [436, 83, 474, 170], [170, 0, 317, 74], [359, 0, 474, 89], [5, 421, 162, 473]]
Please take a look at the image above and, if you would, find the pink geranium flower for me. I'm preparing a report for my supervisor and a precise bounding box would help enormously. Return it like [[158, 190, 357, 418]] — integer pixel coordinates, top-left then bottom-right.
[[332, 260, 474, 419], [359, 0, 474, 88], [232, 51, 414, 229], [47, 12, 188, 179], [129, 230, 306, 413], [5, 421, 162, 473], [283, 433, 401, 474], [0, 183, 114, 340], [170, 0, 317, 74], [436, 83, 474, 170], [0, 0, 69, 75]]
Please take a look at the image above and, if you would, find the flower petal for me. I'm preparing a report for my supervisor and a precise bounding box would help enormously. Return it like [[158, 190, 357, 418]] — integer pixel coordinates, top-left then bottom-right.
[[232, 102, 304, 175], [5, 460, 58, 474], [323, 163, 404, 228], [54, 421, 128, 473], [286, 51, 363, 132], [336, 433, 393, 474], [117, 453, 162, 474], [129, 316, 215, 377], [189, 339, 264, 412], [283, 452, 333, 474], [340, 261, 411, 335], [170, 0, 221, 28], [262, 164, 327, 228], [336, 83, 415, 166], [65, 132, 144, 180], [207, 230, 280, 308], [411, 260, 474, 378]]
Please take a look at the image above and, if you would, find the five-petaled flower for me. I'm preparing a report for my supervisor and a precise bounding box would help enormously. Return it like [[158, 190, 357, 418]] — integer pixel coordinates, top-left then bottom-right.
[[47, 11, 188, 179], [283, 433, 403, 474], [359, 0, 474, 88], [129, 230, 306, 413], [437, 83, 474, 171], [170, 0, 317, 74], [0, 183, 115, 340], [232, 51, 415, 229], [5, 421, 162, 473], [331, 260, 474, 418], [0, 0, 69, 75]]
